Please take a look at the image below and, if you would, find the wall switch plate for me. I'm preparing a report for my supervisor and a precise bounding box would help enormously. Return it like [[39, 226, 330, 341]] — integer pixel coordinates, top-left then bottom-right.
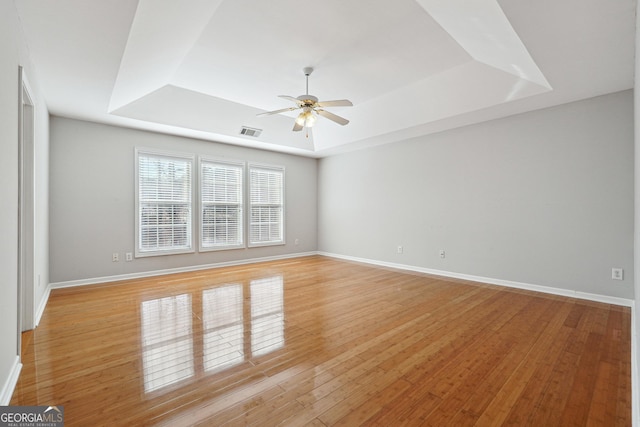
[[112, 252, 119, 262], [612, 268, 624, 280], [125, 252, 133, 262]]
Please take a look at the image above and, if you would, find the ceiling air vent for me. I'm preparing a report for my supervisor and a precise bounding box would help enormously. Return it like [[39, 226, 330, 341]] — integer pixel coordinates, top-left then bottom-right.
[[240, 126, 262, 138]]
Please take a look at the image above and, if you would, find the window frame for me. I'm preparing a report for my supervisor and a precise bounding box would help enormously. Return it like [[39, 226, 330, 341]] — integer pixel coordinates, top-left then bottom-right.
[[198, 157, 245, 252], [135, 148, 195, 258], [248, 163, 286, 248]]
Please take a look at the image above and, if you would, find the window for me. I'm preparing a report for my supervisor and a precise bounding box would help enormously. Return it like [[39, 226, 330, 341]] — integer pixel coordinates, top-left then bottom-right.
[[136, 150, 285, 253], [249, 164, 285, 246], [200, 159, 244, 250], [136, 150, 193, 256]]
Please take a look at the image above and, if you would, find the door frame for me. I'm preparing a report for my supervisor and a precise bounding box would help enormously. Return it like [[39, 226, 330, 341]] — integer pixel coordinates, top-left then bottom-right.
[[17, 66, 36, 353]]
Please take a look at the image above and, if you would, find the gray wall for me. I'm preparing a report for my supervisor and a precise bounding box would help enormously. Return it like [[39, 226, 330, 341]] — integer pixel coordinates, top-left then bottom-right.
[[0, 1, 49, 403], [319, 90, 634, 300], [49, 117, 317, 284]]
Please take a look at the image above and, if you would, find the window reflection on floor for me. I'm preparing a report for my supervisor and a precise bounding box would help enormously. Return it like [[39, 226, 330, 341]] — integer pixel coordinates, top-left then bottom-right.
[[202, 284, 244, 372], [140, 294, 194, 393], [140, 276, 285, 394], [251, 276, 285, 356]]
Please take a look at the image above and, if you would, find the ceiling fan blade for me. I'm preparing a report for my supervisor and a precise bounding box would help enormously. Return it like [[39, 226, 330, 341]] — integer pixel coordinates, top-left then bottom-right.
[[278, 95, 303, 105], [317, 109, 349, 126], [316, 99, 353, 108], [292, 121, 304, 132], [256, 106, 298, 117]]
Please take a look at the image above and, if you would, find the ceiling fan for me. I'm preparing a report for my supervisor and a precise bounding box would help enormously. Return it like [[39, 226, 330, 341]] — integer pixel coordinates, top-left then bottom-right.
[[257, 67, 352, 132]]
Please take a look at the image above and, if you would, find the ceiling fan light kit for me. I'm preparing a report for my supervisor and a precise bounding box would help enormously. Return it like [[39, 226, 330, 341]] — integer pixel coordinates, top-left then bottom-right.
[[295, 109, 317, 128], [258, 67, 353, 132]]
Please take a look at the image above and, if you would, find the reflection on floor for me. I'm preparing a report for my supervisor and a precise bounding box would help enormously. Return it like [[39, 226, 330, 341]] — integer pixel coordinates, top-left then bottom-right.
[[141, 293, 194, 393], [141, 276, 284, 394], [202, 284, 244, 373], [10, 256, 632, 426]]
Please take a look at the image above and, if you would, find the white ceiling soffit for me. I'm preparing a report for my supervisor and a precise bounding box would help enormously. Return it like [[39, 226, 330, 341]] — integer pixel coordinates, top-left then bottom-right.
[[108, 0, 225, 112], [14, 0, 634, 157], [108, 0, 550, 153]]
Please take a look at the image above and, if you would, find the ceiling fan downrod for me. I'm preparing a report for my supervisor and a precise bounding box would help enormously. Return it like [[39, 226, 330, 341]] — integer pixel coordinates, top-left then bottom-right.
[[303, 67, 313, 96]]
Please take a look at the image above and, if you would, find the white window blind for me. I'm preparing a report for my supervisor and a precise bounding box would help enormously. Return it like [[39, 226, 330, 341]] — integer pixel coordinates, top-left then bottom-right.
[[137, 151, 193, 255], [249, 165, 284, 246], [200, 160, 244, 250]]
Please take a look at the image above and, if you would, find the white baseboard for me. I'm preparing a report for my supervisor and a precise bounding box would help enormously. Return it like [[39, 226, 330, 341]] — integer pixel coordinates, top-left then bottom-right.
[[318, 252, 634, 307], [51, 250, 632, 306], [49, 252, 318, 289], [0, 356, 22, 405]]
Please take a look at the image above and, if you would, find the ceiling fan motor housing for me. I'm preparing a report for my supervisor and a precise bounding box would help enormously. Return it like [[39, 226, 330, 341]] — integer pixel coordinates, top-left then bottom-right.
[[297, 94, 318, 105]]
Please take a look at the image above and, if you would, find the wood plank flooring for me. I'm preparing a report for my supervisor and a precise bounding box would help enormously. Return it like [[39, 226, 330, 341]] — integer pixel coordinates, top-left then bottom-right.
[[11, 256, 631, 426]]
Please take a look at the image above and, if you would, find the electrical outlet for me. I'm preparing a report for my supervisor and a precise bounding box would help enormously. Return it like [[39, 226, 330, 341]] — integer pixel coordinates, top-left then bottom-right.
[[397, 246, 403, 254], [112, 252, 119, 262], [612, 268, 624, 280], [294, 239, 299, 246], [126, 252, 133, 262], [439, 250, 445, 259]]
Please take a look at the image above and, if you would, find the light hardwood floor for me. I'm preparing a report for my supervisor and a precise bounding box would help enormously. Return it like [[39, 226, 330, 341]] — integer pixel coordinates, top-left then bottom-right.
[[11, 256, 631, 426]]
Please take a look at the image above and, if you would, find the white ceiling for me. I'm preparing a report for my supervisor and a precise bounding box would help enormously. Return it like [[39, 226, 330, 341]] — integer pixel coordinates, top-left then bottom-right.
[[14, 0, 636, 157]]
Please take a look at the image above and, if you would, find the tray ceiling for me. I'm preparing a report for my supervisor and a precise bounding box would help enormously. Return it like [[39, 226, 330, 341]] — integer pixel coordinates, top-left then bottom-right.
[[14, 0, 635, 156]]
